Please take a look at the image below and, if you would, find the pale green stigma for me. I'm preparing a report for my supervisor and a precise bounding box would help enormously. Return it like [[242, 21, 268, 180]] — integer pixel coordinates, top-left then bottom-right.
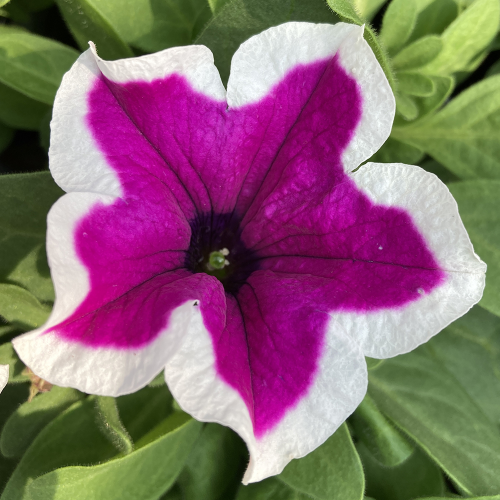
[[207, 248, 230, 271]]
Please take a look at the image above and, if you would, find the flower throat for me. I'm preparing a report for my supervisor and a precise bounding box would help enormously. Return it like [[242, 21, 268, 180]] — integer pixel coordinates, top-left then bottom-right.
[[185, 212, 260, 294]]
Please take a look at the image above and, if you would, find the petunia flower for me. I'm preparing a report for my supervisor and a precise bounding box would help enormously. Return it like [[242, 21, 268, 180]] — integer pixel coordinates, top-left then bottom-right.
[[0, 365, 8, 394], [13, 22, 485, 483]]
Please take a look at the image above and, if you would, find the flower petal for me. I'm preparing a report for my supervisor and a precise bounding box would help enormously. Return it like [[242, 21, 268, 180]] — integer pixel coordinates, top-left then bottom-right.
[[0, 364, 8, 393], [227, 22, 394, 172], [163, 285, 366, 483], [341, 162, 486, 358], [13, 192, 225, 395], [49, 44, 225, 198]]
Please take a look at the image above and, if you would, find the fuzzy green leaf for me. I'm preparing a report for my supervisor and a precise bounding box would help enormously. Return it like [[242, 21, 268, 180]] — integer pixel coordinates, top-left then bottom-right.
[[236, 477, 309, 500], [0, 121, 13, 154], [178, 424, 246, 500], [368, 137, 424, 164], [0, 384, 30, 493], [28, 415, 202, 500], [0, 398, 118, 500], [396, 93, 418, 120], [392, 35, 443, 71], [393, 75, 500, 179], [413, 74, 454, 120], [379, 0, 417, 55], [0, 82, 51, 130], [0, 284, 50, 328], [350, 394, 414, 467], [423, 0, 500, 76], [358, 443, 445, 500], [409, 0, 458, 42], [278, 424, 364, 500], [0, 387, 83, 458], [197, 0, 339, 85], [54, 0, 133, 60], [0, 26, 79, 104], [397, 72, 435, 96], [352, 0, 386, 21], [448, 181, 500, 316], [0, 342, 29, 384], [116, 385, 174, 443], [87, 0, 212, 53], [0, 172, 63, 302], [368, 344, 500, 495], [95, 396, 134, 455], [428, 306, 500, 425], [326, 0, 396, 90]]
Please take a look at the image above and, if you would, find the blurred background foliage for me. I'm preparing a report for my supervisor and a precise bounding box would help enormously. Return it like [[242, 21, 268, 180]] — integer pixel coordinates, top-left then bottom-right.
[[1, 0, 500, 499]]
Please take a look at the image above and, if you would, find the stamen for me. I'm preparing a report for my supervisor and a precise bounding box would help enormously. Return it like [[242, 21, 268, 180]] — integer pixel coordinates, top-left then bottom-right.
[[208, 249, 230, 270]]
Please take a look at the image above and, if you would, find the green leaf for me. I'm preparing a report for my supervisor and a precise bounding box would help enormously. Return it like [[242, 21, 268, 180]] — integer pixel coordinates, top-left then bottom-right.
[[28, 415, 202, 500], [0, 397, 118, 500], [0, 284, 50, 328], [116, 385, 174, 443], [0, 172, 63, 302], [0, 342, 29, 383], [397, 72, 435, 96], [0, 384, 30, 494], [418, 497, 500, 500], [486, 59, 500, 78], [419, 158, 459, 184], [396, 93, 418, 120], [54, 0, 133, 60], [160, 485, 184, 500], [6, 245, 54, 303], [0, 121, 13, 154], [278, 423, 364, 500], [94, 396, 134, 455], [236, 477, 309, 500], [326, 0, 396, 90], [392, 75, 500, 179], [368, 344, 500, 496], [369, 137, 424, 164], [409, 0, 458, 43], [0, 82, 51, 130], [358, 443, 445, 500], [352, 0, 386, 21], [447, 181, 500, 316], [0, 387, 83, 458], [197, 0, 339, 85], [0, 26, 79, 105], [87, 0, 212, 54], [413, 74, 454, 120], [350, 394, 413, 467], [423, 0, 500, 76], [428, 306, 500, 425], [0, 324, 21, 342], [379, 0, 417, 55], [208, 0, 230, 15], [178, 423, 246, 500], [392, 35, 443, 71]]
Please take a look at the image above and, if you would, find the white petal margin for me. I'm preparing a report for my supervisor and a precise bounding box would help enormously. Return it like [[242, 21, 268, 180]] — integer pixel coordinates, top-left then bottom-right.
[[341, 163, 487, 359], [165, 312, 367, 484], [0, 365, 8, 393], [12, 192, 192, 395], [50, 43, 226, 196], [226, 22, 395, 172]]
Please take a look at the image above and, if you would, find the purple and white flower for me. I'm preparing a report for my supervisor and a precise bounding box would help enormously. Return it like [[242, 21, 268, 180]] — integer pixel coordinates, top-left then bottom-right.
[[0, 365, 8, 394], [13, 22, 485, 483]]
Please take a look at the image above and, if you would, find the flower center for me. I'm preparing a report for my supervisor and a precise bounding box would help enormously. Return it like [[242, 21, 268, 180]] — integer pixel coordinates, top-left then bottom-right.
[[185, 212, 259, 294]]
